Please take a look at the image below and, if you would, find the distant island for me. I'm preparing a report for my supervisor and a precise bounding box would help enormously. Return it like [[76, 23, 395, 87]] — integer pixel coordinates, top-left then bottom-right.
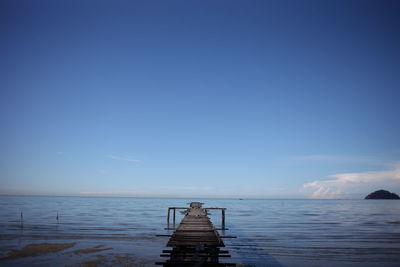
[[365, 190, 400, 199]]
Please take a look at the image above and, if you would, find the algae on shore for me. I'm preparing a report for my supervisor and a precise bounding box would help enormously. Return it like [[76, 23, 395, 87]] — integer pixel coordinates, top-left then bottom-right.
[[2, 242, 76, 259], [80, 255, 107, 267], [72, 245, 112, 254]]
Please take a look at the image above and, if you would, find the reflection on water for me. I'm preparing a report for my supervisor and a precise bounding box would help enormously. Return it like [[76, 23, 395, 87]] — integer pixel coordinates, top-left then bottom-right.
[[0, 196, 400, 266]]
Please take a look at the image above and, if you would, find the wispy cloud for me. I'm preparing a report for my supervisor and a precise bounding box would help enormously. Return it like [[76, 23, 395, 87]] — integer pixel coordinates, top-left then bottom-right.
[[56, 151, 64, 155], [292, 154, 339, 161], [107, 155, 142, 163], [78, 185, 302, 198], [292, 154, 382, 164], [303, 162, 400, 198]]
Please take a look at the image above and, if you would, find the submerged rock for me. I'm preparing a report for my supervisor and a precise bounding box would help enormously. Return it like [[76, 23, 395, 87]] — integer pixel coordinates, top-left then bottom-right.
[[365, 190, 400, 199]]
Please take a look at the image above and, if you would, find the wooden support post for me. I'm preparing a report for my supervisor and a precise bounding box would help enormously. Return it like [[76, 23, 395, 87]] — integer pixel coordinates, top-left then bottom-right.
[[222, 209, 225, 229], [167, 208, 170, 224], [173, 208, 176, 225]]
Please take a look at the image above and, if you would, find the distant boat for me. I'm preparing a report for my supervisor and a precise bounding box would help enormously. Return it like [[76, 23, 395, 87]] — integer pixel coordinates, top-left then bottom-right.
[[239, 198, 244, 200]]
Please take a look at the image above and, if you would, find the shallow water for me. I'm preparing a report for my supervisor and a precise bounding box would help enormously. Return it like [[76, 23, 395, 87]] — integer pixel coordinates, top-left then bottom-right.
[[0, 196, 399, 266]]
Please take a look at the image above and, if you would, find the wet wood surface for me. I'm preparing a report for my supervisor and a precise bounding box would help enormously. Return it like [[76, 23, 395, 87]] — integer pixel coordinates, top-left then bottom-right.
[[157, 202, 234, 266]]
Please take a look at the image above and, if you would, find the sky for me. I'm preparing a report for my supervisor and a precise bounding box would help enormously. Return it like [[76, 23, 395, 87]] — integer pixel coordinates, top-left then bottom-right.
[[1, 0, 400, 198]]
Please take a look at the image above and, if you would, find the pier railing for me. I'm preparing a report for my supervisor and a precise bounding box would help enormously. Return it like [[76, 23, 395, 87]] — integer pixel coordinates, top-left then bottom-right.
[[167, 205, 227, 230], [157, 202, 235, 266]]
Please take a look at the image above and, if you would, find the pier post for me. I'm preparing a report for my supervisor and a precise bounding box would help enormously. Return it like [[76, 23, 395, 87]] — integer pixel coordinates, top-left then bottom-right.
[[222, 209, 225, 229], [167, 208, 170, 224], [173, 208, 176, 225]]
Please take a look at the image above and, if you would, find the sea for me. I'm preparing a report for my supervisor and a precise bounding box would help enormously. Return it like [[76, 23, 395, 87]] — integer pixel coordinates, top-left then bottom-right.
[[0, 196, 399, 266]]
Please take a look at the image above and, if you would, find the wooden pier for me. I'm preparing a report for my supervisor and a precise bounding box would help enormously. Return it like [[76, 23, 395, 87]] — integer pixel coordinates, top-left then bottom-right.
[[157, 202, 235, 266]]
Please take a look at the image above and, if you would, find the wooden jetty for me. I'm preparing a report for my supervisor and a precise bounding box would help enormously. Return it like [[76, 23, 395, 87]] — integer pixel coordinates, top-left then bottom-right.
[[157, 202, 235, 266]]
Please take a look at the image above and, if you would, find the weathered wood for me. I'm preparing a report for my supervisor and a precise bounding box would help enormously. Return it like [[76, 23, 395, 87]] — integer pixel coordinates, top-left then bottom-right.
[[166, 207, 189, 224], [158, 202, 234, 266], [222, 209, 225, 229], [167, 208, 170, 223], [205, 208, 227, 230]]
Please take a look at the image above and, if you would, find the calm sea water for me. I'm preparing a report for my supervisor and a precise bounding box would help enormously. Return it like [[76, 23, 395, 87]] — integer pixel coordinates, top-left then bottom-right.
[[0, 196, 399, 266]]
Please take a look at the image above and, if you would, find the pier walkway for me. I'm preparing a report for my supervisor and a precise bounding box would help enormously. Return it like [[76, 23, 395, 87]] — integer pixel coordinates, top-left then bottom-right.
[[157, 202, 235, 266]]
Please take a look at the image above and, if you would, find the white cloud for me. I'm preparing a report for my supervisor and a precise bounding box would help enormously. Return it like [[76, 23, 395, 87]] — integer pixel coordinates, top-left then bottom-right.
[[107, 155, 142, 163], [303, 162, 400, 198]]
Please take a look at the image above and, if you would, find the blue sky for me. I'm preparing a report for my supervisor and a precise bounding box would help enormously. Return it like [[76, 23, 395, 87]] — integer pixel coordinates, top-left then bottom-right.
[[1, 0, 400, 198]]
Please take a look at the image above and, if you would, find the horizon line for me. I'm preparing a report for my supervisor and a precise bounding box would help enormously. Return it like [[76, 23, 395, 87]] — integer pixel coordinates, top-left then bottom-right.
[[0, 193, 364, 200]]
